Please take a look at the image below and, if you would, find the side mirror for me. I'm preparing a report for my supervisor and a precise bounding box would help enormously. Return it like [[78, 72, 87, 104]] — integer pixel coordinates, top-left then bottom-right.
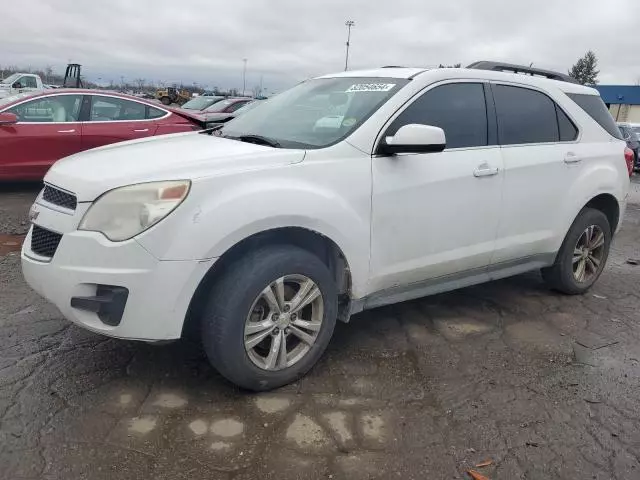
[[0, 112, 18, 125], [378, 124, 446, 155]]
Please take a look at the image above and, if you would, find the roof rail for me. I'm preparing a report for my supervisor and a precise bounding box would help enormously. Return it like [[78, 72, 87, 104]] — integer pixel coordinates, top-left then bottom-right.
[[466, 61, 579, 84]]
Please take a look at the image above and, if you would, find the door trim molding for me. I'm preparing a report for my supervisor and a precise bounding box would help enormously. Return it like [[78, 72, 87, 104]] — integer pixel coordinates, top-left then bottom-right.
[[348, 253, 556, 316]]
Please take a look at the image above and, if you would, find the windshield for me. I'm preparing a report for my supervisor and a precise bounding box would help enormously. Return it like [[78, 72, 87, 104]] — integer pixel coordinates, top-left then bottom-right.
[[1, 73, 22, 85], [181, 96, 224, 110], [219, 77, 408, 149]]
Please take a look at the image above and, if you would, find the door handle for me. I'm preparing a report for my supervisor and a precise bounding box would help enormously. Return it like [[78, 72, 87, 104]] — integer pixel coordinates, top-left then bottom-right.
[[57, 129, 75, 133], [564, 151, 582, 164], [473, 164, 499, 177], [134, 128, 149, 133]]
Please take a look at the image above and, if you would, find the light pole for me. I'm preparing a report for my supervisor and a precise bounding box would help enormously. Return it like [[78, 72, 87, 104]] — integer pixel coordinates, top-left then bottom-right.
[[344, 20, 355, 71], [242, 58, 248, 96]]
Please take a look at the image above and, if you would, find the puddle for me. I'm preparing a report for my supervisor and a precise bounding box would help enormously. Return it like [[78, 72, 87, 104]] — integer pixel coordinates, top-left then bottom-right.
[[0, 234, 26, 255]]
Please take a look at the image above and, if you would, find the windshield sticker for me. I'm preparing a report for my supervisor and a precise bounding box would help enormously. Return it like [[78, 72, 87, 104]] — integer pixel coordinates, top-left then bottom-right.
[[346, 83, 396, 93]]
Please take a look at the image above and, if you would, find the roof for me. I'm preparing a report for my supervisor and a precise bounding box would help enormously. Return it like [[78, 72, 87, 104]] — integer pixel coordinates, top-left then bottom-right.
[[0, 88, 162, 108], [317, 67, 597, 95], [594, 85, 640, 105]]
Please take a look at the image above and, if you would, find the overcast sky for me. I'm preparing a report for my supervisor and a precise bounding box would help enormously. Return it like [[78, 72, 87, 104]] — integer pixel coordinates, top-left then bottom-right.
[[2, 0, 638, 91]]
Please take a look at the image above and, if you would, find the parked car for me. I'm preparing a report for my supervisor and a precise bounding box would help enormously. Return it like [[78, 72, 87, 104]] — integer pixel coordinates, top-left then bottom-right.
[[180, 96, 226, 111], [0, 89, 205, 180], [0, 73, 46, 98], [22, 63, 630, 391], [618, 123, 640, 171], [200, 99, 261, 126]]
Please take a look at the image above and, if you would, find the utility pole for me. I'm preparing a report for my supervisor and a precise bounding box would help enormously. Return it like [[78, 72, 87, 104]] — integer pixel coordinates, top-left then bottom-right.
[[344, 20, 355, 71], [242, 58, 248, 96]]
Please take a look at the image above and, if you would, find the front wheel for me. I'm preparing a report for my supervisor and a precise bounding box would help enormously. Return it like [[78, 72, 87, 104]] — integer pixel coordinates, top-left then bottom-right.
[[160, 96, 171, 105], [542, 208, 611, 294], [201, 245, 338, 391]]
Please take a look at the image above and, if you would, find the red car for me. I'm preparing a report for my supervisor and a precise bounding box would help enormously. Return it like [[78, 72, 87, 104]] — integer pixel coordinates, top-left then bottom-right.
[[0, 89, 204, 180]]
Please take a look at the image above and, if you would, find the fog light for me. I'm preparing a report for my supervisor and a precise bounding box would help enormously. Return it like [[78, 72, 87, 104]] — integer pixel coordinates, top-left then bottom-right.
[[70, 285, 129, 326]]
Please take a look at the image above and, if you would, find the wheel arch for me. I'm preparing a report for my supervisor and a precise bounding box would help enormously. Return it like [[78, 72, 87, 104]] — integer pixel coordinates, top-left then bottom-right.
[[182, 226, 355, 338], [584, 193, 620, 234]]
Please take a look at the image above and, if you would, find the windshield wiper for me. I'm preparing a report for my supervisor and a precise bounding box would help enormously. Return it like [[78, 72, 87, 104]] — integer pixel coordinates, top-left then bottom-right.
[[234, 134, 281, 148]]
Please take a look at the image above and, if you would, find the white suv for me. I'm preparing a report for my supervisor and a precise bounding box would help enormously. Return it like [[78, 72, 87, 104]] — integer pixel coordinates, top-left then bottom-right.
[[22, 62, 631, 390]]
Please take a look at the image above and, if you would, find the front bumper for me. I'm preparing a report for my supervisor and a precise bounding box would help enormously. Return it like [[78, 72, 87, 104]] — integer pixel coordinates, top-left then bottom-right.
[[21, 199, 215, 341]]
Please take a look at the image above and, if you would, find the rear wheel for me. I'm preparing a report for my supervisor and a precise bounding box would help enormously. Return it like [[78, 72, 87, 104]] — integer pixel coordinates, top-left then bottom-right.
[[200, 245, 338, 391], [542, 208, 611, 294], [160, 96, 171, 105]]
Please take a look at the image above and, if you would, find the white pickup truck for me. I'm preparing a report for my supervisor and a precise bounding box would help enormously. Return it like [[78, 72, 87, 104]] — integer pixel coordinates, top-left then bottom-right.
[[0, 73, 45, 98]]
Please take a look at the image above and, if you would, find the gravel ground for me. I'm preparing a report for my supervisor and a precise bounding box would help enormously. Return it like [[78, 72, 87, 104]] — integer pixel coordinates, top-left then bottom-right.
[[1, 178, 639, 479]]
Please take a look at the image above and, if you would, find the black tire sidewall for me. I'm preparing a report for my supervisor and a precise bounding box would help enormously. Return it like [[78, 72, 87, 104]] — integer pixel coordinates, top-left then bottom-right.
[[555, 208, 611, 293], [202, 245, 338, 391]]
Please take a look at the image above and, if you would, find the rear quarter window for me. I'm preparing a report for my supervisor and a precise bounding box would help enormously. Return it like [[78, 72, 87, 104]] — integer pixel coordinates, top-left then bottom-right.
[[567, 93, 623, 140]]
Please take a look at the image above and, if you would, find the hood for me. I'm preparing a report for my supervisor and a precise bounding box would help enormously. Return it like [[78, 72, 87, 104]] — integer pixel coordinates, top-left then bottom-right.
[[45, 132, 305, 201]]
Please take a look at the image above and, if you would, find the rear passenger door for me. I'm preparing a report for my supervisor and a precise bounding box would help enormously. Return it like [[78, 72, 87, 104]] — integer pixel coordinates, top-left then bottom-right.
[[490, 83, 580, 267]]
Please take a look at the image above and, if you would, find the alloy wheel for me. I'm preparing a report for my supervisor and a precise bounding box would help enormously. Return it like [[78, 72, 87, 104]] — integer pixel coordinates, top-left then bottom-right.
[[244, 274, 324, 371], [572, 225, 605, 283]]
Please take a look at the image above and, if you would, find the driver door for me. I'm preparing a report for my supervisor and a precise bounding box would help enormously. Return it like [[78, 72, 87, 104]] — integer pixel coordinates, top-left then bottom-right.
[[0, 94, 83, 179], [369, 82, 504, 295]]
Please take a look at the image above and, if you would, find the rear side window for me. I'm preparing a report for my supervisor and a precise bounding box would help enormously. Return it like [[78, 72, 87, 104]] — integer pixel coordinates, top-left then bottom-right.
[[556, 106, 578, 141], [388, 83, 488, 149], [567, 93, 623, 140], [24, 76, 38, 89], [89, 96, 146, 121], [493, 85, 558, 144], [147, 106, 166, 119]]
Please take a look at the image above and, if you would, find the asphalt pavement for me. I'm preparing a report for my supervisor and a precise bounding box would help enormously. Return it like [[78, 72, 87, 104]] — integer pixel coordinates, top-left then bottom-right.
[[1, 179, 640, 479]]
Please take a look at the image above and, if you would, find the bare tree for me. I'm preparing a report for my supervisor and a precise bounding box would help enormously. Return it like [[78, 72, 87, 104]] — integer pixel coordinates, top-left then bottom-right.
[[44, 65, 54, 84], [134, 78, 146, 91]]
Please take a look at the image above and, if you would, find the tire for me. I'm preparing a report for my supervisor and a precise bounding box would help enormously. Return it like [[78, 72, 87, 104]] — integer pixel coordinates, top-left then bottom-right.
[[541, 208, 611, 295], [160, 96, 171, 105], [201, 244, 338, 391]]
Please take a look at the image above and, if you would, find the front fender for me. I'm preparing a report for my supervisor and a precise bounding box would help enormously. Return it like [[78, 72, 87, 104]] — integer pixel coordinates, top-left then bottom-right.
[[137, 173, 372, 298]]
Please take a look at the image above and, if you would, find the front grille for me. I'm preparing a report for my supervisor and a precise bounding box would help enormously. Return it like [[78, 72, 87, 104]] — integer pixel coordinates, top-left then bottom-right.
[[42, 185, 77, 210], [31, 226, 62, 258]]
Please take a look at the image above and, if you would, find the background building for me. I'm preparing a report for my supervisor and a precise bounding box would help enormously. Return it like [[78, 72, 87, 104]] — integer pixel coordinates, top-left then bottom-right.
[[595, 85, 640, 123]]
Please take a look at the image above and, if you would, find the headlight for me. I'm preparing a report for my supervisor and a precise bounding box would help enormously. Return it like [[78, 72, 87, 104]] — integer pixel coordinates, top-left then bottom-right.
[[79, 180, 190, 241]]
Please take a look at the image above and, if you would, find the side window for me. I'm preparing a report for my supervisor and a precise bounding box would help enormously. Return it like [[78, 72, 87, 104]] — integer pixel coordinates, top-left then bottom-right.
[[556, 106, 578, 141], [24, 76, 38, 89], [147, 106, 166, 119], [7, 95, 83, 122], [567, 93, 623, 140], [493, 85, 559, 145], [227, 101, 250, 113], [388, 83, 488, 149], [90, 96, 146, 121]]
